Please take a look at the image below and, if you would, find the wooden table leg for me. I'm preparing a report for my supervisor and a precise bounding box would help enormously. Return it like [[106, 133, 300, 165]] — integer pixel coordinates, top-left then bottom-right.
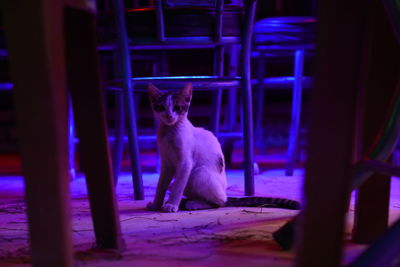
[[64, 8, 124, 250], [352, 0, 400, 244], [294, 0, 371, 266], [1, 1, 73, 266]]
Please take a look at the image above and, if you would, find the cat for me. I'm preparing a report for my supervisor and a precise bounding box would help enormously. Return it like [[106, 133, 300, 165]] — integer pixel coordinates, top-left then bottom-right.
[[146, 83, 301, 212]]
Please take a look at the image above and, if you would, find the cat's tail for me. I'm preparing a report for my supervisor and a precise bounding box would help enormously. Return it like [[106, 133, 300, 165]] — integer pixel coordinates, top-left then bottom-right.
[[226, 197, 301, 210]]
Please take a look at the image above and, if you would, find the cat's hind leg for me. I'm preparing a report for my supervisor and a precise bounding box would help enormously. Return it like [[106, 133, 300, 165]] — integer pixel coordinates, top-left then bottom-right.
[[185, 167, 227, 207]]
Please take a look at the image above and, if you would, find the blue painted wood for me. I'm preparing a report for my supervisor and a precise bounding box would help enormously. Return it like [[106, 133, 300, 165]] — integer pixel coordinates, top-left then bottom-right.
[[286, 49, 305, 176], [241, 0, 257, 196], [68, 96, 76, 180], [112, 91, 125, 184], [254, 17, 316, 44], [255, 52, 266, 153], [111, 50, 124, 183], [252, 15, 316, 176], [253, 76, 313, 88], [108, 76, 242, 91], [252, 43, 316, 52], [222, 44, 239, 166], [227, 45, 239, 132], [210, 1, 224, 137], [256, 16, 316, 25], [112, 0, 144, 200], [155, 0, 166, 42], [211, 45, 224, 136], [214, 0, 223, 42]]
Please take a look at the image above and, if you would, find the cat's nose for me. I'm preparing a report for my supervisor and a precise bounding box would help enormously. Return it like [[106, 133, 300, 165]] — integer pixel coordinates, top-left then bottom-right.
[[166, 114, 173, 120]]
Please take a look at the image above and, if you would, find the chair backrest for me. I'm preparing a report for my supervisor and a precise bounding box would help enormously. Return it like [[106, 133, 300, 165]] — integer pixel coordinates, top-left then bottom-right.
[[108, 0, 257, 89], [123, 0, 246, 45], [153, 0, 225, 42], [98, 0, 257, 51]]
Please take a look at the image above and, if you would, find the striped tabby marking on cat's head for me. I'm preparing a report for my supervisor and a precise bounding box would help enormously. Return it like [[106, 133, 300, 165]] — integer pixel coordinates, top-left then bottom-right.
[[148, 83, 192, 126]]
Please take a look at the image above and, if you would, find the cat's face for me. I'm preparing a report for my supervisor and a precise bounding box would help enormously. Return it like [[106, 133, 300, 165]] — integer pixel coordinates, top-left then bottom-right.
[[148, 83, 192, 126]]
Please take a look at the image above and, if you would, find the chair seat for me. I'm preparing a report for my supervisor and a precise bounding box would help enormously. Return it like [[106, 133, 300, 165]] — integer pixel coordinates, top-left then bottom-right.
[[252, 43, 316, 54], [108, 76, 241, 92], [97, 6, 243, 44], [254, 16, 316, 45], [252, 76, 313, 89], [256, 16, 316, 26]]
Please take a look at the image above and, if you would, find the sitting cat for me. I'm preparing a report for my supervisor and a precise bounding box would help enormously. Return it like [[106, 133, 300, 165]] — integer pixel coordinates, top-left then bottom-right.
[[146, 83, 300, 212]]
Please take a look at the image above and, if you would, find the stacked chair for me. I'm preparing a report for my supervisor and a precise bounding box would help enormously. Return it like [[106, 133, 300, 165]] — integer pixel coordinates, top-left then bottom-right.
[[102, 0, 259, 198], [252, 16, 316, 175]]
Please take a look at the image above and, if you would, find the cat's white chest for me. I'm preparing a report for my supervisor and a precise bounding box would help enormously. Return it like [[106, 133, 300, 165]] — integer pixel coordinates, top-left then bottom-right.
[[158, 133, 189, 163]]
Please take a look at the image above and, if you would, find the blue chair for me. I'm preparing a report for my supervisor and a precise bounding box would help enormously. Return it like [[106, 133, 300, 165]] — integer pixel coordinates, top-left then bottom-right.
[[103, 0, 258, 198], [252, 16, 316, 176], [0, 54, 78, 180]]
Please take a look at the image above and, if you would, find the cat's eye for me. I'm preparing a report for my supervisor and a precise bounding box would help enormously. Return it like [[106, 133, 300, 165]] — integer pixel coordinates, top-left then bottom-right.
[[173, 105, 182, 112], [153, 105, 165, 112]]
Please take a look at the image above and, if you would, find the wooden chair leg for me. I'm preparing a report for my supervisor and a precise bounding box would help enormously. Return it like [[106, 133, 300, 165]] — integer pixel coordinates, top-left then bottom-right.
[[222, 45, 239, 166], [111, 50, 125, 185], [294, 0, 370, 266], [255, 51, 266, 154], [112, 91, 125, 185], [68, 96, 76, 180], [210, 45, 224, 136], [1, 1, 73, 266], [286, 49, 305, 176], [112, 0, 144, 200], [227, 45, 239, 132], [64, 7, 124, 250], [241, 0, 257, 196], [352, 0, 399, 244], [123, 88, 144, 200], [211, 90, 223, 136]]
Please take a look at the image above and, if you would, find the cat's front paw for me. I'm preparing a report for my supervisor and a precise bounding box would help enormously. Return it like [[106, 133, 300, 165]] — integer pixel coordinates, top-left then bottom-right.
[[147, 202, 160, 211], [161, 203, 178, 213]]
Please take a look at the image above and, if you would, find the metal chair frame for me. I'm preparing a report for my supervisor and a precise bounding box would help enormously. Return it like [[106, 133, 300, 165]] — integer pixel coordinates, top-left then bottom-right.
[[110, 0, 258, 199], [252, 17, 315, 176]]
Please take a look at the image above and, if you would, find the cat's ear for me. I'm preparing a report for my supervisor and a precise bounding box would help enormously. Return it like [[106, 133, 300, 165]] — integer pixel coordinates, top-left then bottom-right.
[[180, 83, 192, 103], [148, 83, 163, 102]]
